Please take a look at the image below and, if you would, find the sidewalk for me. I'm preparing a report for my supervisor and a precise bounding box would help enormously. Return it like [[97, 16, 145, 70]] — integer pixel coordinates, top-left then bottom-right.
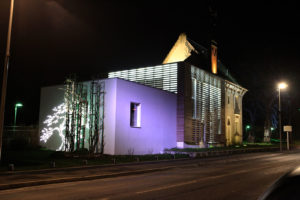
[[0, 148, 293, 191]]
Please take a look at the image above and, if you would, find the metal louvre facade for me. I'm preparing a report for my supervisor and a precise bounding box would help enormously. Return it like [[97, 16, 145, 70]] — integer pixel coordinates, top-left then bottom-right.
[[190, 66, 223, 145], [108, 63, 178, 93]]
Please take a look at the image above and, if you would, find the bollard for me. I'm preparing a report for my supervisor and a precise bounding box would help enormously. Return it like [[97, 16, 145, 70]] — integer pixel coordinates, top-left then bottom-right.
[[8, 164, 14, 171], [82, 160, 88, 165], [136, 157, 140, 162], [113, 158, 116, 164], [156, 156, 159, 161], [173, 154, 176, 160], [49, 161, 56, 168]]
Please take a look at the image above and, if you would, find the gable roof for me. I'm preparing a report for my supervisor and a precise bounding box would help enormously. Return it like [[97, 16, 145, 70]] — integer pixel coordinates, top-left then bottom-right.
[[163, 33, 238, 84]]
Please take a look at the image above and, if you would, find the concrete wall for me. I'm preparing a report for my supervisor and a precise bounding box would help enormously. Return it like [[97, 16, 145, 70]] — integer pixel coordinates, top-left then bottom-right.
[[102, 79, 117, 155], [114, 79, 177, 155]]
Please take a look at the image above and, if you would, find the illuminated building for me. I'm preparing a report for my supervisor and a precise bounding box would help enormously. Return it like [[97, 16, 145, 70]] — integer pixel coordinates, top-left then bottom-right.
[[109, 33, 247, 147], [39, 34, 247, 154]]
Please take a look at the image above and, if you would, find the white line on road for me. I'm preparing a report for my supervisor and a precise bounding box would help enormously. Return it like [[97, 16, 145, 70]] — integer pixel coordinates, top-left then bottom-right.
[[135, 162, 295, 195], [136, 180, 198, 194]]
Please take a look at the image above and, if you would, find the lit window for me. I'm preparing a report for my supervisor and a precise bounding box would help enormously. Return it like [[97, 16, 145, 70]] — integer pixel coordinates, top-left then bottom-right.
[[130, 102, 141, 127]]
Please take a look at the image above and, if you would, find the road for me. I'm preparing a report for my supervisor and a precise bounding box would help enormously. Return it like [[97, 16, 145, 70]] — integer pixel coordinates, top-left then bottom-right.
[[0, 151, 300, 200]]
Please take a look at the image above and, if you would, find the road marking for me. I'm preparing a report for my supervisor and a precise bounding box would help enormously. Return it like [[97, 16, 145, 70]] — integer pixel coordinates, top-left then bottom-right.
[[136, 180, 197, 194]]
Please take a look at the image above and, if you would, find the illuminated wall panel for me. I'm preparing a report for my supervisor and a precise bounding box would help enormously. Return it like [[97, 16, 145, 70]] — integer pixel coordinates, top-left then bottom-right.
[[108, 63, 178, 93], [190, 66, 222, 146]]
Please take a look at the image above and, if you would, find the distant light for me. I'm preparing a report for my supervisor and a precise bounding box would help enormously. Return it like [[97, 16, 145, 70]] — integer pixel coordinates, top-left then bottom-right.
[[278, 82, 288, 89], [246, 125, 251, 130], [15, 103, 23, 107], [271, 127, 274, 131]]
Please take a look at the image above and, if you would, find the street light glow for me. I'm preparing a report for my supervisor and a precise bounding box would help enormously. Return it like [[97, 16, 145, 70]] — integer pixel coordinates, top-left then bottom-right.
[[278, 82, 288, 89], [15, 103, 23, 108], [14, 102, 23, 126]]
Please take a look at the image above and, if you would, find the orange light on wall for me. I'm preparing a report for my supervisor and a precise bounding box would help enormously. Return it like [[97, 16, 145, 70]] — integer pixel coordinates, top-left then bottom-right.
[[211, 41, 217, 74]]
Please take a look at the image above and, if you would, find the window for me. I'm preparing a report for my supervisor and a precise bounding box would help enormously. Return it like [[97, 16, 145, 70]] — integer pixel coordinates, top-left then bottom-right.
[[234, 96, 240, 114], [130, 102, 141, 127], [192, 78, 197, 119]]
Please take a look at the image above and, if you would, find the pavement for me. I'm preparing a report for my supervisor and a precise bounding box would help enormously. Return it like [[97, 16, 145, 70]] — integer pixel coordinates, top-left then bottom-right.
[[0, 148, 293, 191]]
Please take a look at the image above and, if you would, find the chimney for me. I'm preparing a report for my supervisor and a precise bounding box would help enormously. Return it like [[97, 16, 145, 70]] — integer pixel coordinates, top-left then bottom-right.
[[211, 40, 217, 74]]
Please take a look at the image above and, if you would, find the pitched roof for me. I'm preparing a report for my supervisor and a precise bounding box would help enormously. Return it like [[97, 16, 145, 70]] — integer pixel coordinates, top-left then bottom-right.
[[163, 33, 238, 84]]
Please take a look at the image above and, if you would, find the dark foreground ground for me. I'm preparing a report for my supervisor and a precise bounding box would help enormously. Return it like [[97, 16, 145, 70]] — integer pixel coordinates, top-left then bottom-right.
[[0, 151, 300, 200]]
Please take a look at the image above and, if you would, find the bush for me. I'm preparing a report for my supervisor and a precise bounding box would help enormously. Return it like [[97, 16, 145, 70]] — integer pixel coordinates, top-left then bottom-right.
[[74, 148, 89, 154], [50, 151, 66, 159], [9, 137, 29, 150]]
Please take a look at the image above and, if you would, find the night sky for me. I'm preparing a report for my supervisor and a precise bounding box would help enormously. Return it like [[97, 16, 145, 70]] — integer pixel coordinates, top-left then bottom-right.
[[0, 1, 300, 133]]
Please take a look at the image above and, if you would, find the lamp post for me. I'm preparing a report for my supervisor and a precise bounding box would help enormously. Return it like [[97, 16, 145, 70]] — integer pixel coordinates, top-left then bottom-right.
[[278, 82, 287, 152], [14, 103, 23, 126], [0, 0, 15, 161], [245, 125, 251, 131]]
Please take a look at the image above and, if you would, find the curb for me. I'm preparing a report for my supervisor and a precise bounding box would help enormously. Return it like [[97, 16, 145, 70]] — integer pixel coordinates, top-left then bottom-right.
[[0, 166, 175, 191], [165, 147, 280, 158]]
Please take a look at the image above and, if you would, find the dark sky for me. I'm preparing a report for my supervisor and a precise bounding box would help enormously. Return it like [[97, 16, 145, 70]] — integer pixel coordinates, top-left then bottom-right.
[[0, 0, 300, 126]]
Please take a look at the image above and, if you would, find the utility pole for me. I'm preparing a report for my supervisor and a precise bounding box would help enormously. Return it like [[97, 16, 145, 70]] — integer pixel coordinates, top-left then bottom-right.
[[0, 0, 15, 161], [277, 82, 287, 152]]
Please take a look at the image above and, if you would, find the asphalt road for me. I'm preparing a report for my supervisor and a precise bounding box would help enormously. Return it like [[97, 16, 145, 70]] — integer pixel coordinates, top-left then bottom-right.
[[0, 151, 300, 200]]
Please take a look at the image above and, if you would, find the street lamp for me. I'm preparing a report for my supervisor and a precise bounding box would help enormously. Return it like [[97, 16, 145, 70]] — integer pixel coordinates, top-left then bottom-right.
[[278, 82, 287, 151], [245, 125, 251, 130], [0, 0, 15, 161], [14, 103, 23, 126]]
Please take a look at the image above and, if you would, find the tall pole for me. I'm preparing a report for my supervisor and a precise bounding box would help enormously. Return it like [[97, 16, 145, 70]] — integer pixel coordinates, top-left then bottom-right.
[[279, 88, 282, 152], [287, 132, 290, 151], [14, 106, 17, 126], [0, 0, 15, 161]]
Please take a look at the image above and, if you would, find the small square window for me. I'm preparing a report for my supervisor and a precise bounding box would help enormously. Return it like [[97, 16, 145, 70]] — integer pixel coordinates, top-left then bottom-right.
[[130, 102, 141, 127]]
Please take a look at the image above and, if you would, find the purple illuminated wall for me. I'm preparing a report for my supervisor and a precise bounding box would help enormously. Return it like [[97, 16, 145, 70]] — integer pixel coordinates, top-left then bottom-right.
[[112, 78, 177, 155]]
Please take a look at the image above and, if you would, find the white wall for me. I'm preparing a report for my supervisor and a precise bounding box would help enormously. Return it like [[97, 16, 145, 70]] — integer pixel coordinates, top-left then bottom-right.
[[102, 79, 117, 155], [39, 85, 65, 150], [114, 79, 177, 155]]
